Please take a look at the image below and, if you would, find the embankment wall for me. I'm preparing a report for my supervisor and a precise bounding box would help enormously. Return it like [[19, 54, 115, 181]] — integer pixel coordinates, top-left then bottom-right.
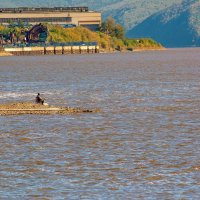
[[3, 45, 99, 56]]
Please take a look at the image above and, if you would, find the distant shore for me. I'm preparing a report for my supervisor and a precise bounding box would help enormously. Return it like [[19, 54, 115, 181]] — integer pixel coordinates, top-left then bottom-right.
[[97, 46, 166, 53], [132, 47, 166, 52], [0, 23, 164, 56], [0, 46, 166, 57]]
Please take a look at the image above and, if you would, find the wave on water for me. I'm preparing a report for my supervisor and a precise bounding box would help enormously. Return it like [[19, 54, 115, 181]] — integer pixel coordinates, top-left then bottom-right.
[[0, 92, 57, 100]]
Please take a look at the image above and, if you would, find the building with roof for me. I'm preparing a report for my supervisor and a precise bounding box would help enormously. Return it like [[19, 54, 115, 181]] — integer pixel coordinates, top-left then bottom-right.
[[0, 7, 101, 31]]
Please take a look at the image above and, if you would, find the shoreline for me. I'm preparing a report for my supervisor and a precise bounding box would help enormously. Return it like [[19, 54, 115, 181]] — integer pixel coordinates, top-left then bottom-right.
[[100, 47, 166, 53], [132, 47, 166, 52], [0, 47, 166, 57]]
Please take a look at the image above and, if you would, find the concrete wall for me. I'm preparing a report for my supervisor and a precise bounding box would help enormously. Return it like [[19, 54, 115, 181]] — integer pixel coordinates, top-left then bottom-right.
[[4, 45, 99, 56]]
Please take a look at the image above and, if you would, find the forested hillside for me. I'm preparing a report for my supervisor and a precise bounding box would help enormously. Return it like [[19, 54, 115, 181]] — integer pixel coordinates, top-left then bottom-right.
[[127, 0, 200, 47]]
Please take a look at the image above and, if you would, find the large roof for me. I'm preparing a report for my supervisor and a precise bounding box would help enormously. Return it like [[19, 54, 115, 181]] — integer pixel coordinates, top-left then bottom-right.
[[0, 7, 89, 13]]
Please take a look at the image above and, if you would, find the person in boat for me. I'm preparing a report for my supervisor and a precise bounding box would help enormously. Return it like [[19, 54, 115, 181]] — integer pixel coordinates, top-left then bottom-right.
[[35, 93, 44, 105]]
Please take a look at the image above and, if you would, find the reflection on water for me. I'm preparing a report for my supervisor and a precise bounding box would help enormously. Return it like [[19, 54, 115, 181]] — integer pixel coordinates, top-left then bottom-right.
[[0, 49, 200, 199]]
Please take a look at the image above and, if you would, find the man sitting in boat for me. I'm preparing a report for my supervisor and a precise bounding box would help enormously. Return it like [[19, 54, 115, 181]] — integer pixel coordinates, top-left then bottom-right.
[[35, 93, 44, 105]]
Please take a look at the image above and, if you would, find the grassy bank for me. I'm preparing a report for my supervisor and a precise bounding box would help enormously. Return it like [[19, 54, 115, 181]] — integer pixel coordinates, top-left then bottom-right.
[[47, 25, 164, 51], [0, 24, 164, 52]]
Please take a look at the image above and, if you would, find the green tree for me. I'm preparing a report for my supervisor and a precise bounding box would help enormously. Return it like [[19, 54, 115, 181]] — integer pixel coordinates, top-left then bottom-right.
[[101, 16, 125, 39], [114, 24, 125, 39], [101, 16, 115, 35], [106, 16, 116, 35], [18, 20, 24, 28]]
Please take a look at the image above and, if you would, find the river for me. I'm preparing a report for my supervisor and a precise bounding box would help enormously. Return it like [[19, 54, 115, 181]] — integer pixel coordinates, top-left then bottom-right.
[[0, 48, 200, 199]]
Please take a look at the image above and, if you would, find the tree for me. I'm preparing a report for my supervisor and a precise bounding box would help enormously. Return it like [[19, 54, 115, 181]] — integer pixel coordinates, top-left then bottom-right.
[[18, 20, 25, 28], [101, 16, 125, 39], [114, 24, 125, 39], [13, 27, 21, 40], [101, 16, 115, 35], [106, 16, 115, 35]]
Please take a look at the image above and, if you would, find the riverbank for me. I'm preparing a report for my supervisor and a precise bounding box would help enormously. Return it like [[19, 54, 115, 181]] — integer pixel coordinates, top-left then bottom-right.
[[47, 26, 164, 52], [133, 46, 166, 52], [0, 24, 164, 56], [0, 102, 99, 115], [0, 46, 165, 57]]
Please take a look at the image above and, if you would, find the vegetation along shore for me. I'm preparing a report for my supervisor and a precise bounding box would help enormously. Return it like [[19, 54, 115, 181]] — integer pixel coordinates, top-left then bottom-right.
[[0, 17, 164, 56]]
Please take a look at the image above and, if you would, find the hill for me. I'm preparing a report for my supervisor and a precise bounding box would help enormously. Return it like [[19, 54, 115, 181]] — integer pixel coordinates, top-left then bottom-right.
[[47, 25, 163, 51], [127, 0, 200, 47]]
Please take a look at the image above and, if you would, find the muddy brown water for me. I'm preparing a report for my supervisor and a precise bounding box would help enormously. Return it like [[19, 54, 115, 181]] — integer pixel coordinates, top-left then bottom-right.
[[0, 49, 200, 199]]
